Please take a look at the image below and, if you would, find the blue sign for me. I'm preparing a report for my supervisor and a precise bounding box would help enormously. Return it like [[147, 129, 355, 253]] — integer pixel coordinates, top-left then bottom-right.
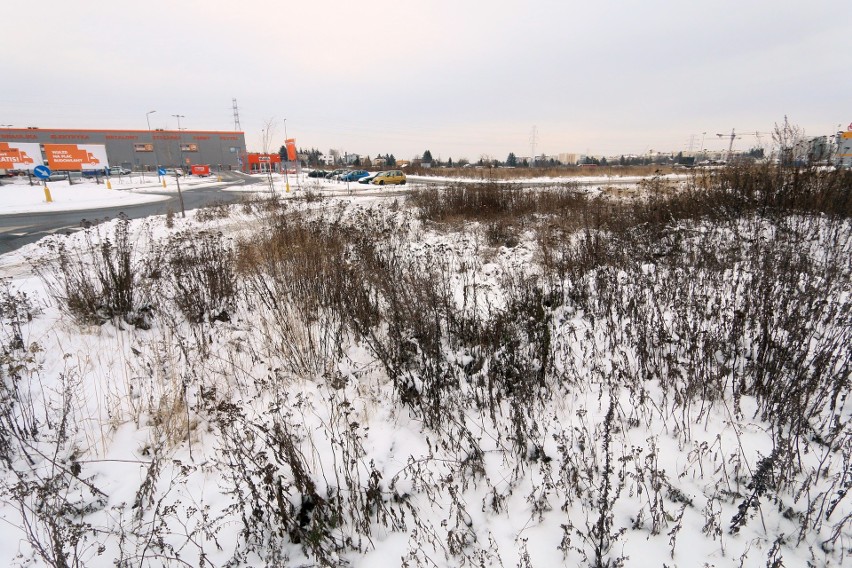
[[158, 167, 167, 176], [33, 165, 52, 179]]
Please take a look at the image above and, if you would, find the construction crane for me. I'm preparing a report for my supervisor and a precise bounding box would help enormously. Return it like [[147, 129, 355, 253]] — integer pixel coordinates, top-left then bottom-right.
[[716, 129, 772, 161]]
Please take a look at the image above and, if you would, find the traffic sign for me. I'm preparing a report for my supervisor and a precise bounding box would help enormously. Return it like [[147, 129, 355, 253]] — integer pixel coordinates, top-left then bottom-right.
[[158, 167, 167, 176], [33, 165, 52, 179]]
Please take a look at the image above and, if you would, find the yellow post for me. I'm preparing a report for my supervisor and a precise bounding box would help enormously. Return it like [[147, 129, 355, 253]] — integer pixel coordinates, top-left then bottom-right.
[[286, 181, 290, 193], [162, 177, 167, 188], [217, 174, 222, 182], [43, 184, 53, 203], [106, 179, 112, 189]]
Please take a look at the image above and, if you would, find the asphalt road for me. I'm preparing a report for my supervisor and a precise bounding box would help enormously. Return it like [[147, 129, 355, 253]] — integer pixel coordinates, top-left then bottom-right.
[[0, 171, 260, 256]]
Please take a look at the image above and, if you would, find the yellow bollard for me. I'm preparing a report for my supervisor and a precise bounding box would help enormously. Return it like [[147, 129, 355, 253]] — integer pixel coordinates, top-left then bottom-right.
[[106, 179, 112, 189], [217, 175, 222, 182], [286, 181, 290, 193], [162, 178, 167, 188], [43, 184, 53, 203]]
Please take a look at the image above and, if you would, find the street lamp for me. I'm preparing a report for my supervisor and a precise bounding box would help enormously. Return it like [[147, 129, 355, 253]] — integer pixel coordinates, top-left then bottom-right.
[[282, 119, 292, 192], [171, 114, 187, 218], [172, 114, 185, 168], [171, 114, 184, 132], [146, 110, 158, 174]]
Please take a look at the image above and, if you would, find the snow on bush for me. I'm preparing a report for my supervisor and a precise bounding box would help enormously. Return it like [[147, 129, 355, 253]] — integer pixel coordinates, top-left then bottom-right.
[[1, 164, 850, 567]]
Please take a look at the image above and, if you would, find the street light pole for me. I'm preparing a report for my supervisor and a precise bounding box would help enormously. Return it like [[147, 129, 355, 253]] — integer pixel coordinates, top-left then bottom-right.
[[283, 118, 291, 193], [146, 110, 159, 176], [172, 114, 185, 170], [171, 114, 187, 218]]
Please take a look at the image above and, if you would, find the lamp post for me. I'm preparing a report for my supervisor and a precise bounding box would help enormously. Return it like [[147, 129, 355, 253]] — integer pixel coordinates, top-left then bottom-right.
[[146, 110, 159, 175], [172, 114, 185, 169], [171, 114, 187, 218], [282, 119, 291, 192]]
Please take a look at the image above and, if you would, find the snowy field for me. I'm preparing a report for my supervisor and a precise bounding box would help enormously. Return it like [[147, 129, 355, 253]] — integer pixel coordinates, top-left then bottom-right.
[[0, 168, 849, 567], [1, 168, 678, 215]]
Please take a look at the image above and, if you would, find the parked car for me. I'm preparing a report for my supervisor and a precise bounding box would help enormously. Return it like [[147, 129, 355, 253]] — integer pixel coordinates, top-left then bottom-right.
[[110, 166, 131, 175], [47, 171, 84, 181], [327, 168, 348, 179], [164, 168, 184, 177], [371, 170, 406, 185], [82, 168, 110, 178], [358, 172, 378, 184], [307, 169, 328, 178], [339, 170, 370, 182]]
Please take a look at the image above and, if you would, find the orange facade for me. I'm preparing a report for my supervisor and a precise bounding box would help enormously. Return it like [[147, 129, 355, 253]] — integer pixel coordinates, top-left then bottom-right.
[[242, 152, 281, 173]]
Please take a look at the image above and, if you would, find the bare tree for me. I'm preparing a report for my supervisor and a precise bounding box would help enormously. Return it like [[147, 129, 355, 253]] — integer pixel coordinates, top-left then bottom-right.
[[261, 118, 277, 192], [772, 115, 805, 166]]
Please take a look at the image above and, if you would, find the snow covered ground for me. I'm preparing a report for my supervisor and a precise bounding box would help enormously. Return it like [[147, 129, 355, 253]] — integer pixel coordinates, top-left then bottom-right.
[[1, 169, 668, 215], [0, 171, 848, 567]]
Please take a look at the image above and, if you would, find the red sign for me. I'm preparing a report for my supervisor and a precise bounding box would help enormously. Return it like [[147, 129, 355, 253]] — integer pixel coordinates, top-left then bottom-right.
[[244, 153, 280, 164], [191, 164, 210, 176]]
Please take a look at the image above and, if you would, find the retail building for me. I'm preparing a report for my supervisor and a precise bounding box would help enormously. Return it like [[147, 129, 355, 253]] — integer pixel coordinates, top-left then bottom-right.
[[0, 127, 246, 172]]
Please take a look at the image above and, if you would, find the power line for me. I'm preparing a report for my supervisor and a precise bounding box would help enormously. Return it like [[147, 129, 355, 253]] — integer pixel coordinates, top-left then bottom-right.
[[530, 125, 538, 165]]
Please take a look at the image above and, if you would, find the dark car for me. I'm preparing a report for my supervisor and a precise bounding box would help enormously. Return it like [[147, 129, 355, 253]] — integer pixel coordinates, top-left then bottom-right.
[[307, 169, 329, 178], [82, 169, 110, 178]]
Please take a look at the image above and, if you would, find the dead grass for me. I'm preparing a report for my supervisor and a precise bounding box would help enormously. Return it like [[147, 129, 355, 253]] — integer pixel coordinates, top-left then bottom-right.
[[407, 164, 677, 180]]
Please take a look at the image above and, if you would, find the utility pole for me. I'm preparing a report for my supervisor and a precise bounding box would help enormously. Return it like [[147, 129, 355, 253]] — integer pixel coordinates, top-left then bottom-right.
[[530, 125, 538, 167]]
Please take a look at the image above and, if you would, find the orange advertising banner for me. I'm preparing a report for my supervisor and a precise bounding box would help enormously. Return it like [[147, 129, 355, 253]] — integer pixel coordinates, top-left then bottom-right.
[[285, 138, 297, 161], [44, 144, 108, 171], [0, 142, 42, 170]]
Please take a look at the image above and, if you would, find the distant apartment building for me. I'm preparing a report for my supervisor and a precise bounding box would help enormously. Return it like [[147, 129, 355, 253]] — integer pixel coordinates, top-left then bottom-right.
[[558, 153, 579, 165], [836, 131, 852, 167]]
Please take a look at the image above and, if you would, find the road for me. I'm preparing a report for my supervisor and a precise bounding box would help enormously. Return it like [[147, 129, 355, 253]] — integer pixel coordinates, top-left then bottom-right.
[[0, 171, 260, 256]]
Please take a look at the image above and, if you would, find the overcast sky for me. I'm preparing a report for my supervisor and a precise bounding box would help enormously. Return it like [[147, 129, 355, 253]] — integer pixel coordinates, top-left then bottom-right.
[[4, 1, 850, 160]]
